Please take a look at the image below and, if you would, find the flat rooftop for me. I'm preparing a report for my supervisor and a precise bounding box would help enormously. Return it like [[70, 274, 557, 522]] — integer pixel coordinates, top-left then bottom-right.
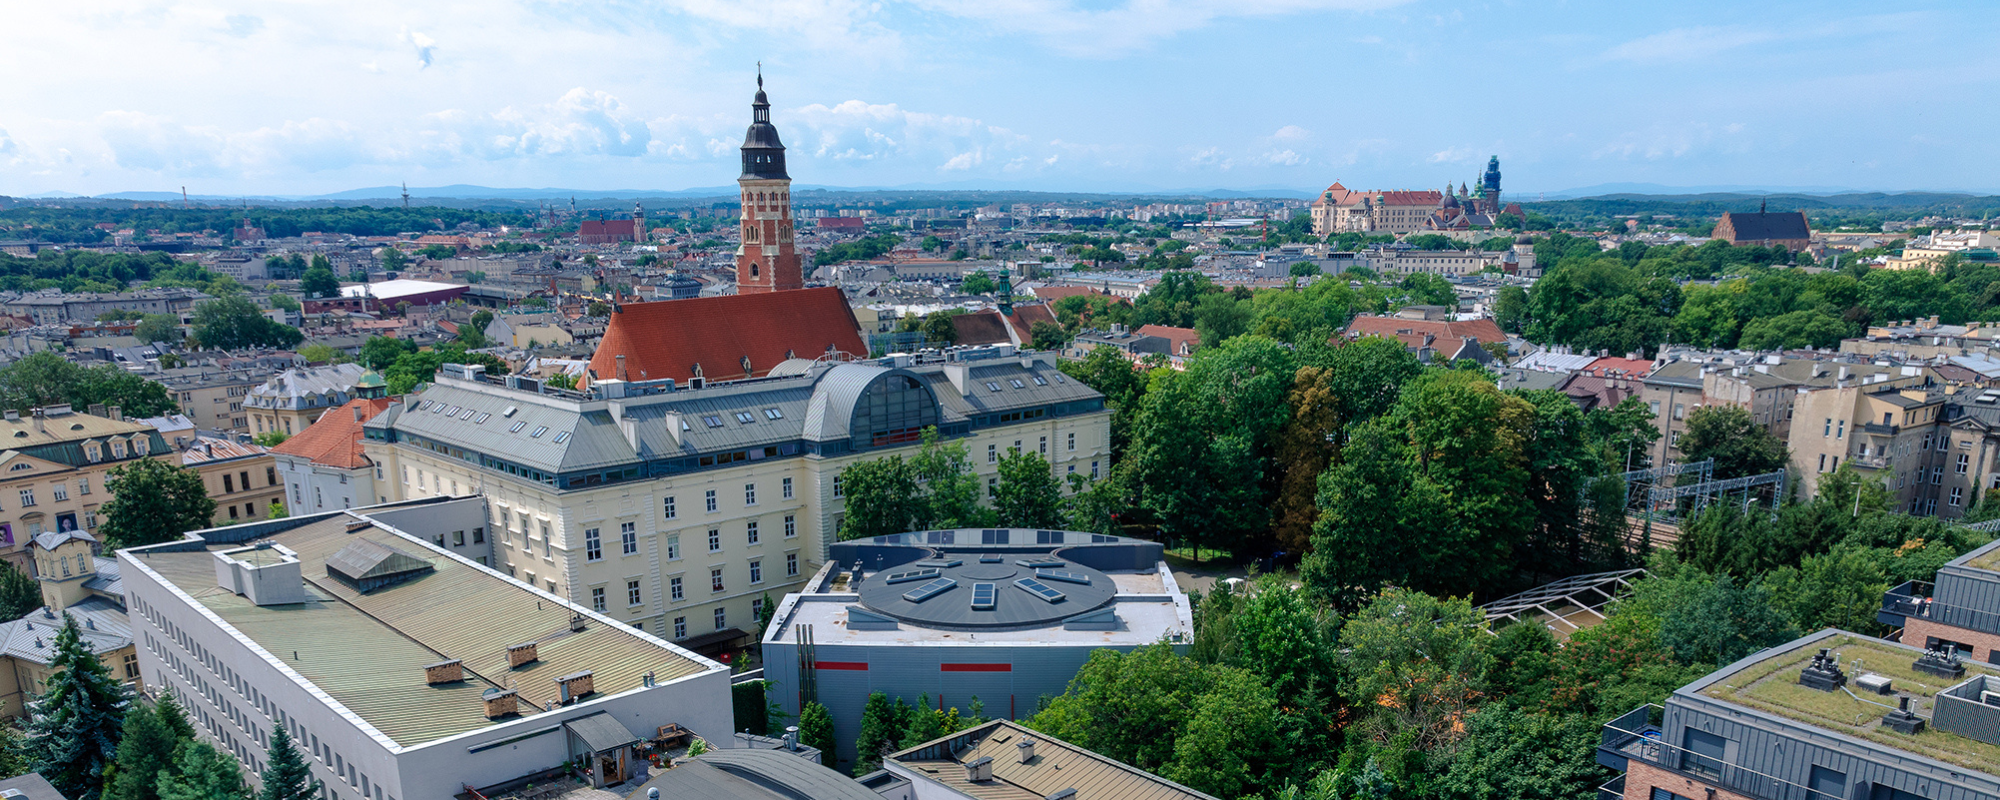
[[127, 514, 717, 748], [1962, 538, 2000, 572], [889, 719, 1218, 800], [1694, 632, 2000, 777]]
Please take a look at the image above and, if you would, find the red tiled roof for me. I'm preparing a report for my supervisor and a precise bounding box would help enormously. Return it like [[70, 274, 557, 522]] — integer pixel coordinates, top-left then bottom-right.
[[1002, 304, 1058, 343], [1137, 324, 1200, 355], [1341, 315, 1505, 355], [586, 288, 865, 384], [270, 397, 394, 470], [1581, 356, 1654, 378], [951, 311, 1013, 347], [1315, 184, 1443, 209]]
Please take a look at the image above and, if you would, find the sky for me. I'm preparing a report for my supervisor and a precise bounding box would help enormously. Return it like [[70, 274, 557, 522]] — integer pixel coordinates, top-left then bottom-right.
[[2, 1, 1997, 198]]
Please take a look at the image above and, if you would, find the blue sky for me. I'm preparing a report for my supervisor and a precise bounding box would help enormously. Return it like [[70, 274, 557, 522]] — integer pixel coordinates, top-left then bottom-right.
[[1, 1, 1995, 197]]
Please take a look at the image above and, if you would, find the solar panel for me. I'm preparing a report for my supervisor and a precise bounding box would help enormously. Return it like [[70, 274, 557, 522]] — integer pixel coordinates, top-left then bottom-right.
[[1035, 569, 1092, 585], [1015, 558, 1065, 569], [970, 583, 996, 610], [1014, 578, 1066, 603], [902, 577, 957, 603], [884, 568, 940, 585]]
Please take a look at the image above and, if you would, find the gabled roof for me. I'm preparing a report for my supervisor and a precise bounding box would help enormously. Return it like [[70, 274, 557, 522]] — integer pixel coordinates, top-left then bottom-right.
[[1716, 211, 1811, 242], [952, 311, 1014, 347], [587, 288, 865, 385], [270, 397, 394, 470], [1002, 304, 1058, 344], [1136, 324, 1199, 355], [1341, 315, 1505, 357]]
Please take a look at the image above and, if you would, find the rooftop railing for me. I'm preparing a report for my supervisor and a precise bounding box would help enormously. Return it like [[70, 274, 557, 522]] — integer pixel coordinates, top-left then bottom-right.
[[1600, 704, 1846, 800]]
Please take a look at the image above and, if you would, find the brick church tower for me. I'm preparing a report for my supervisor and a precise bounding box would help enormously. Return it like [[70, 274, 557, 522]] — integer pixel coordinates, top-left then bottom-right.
[[735, 72, 804, 294]]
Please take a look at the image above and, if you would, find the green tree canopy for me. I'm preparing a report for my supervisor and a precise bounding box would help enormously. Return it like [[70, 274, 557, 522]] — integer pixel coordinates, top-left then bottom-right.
[[994, 449, 1063, 528], [28, 613, 130, 800], [157, 740, 246, 800], [107, 703, 182, 800], [1678, 405, 1790, 478], [100, 457, 217, 549], [298, 262, 339, 299], [0, 352, 179, 417], [192, 296, 304, 351], [257, 727, 316, 800]]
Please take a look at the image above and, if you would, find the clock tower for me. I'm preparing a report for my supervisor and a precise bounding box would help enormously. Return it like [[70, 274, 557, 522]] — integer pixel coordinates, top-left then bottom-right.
[[735, 72, 804, 294]]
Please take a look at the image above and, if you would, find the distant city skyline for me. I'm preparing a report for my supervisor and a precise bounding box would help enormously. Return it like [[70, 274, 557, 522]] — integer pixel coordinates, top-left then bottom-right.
[[2, 1, 1996, 198]]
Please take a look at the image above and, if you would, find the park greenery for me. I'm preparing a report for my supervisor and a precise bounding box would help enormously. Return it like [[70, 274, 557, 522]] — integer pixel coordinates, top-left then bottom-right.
[[0, 351, 179, 417], [0, 205, 532, 244], [812, 233, 903, 267]]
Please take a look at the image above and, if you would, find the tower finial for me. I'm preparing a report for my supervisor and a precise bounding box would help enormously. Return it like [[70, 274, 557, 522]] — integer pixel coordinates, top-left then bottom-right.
[[757, 61, 763, 89]]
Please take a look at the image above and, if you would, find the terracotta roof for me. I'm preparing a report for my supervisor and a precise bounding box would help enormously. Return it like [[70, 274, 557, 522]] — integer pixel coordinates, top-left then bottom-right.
[[270, 397, 394, 470], [951, 310, 1013, 347], [1341, 315, 1505, 357], [1315, 183, 1443, 208], [586, 288, 865, 384], [1137, 324, 1199, 355], [1579, 356, 1654, 378], [1002, 304, 1058, 343]]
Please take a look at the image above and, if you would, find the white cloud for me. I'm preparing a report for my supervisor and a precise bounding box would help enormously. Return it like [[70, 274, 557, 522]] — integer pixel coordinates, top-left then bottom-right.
[[1264, 149, 1306, 166], [402, 28, 437, 68], [221, 14, 263, 38], [1602, 26, 1776, 64], [1273, 125, 1310, 142], [1429, 146, 1477, 164]]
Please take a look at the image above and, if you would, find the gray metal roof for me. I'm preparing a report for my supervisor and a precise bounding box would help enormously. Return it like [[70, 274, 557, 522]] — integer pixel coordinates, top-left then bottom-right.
[[622, 749, 882, 800], [565, 711, 640, 753], [324, 539, 431, 582]]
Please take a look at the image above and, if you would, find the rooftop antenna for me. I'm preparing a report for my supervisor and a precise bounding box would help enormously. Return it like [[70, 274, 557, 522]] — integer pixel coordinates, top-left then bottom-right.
[[401, 182, 411, 209], [181, 186, 189, 207]]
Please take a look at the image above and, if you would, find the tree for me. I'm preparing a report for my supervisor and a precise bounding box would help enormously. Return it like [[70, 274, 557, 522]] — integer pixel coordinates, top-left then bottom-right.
[[295, 344, 338, 364], [192, 296, 303, 351], [545, 373, 578, 390], [836, 457, 920, 541], [134, 314, 183, 345], [1431, 708, 1604, 800], [1494, 285, 1529, 333], [1632, 567, 1799, 667], [267, 294, 300, 312], [252, 432, 288, 447], [1762, 546, 1890, 634], [961, 271, 995, 295], [798, 701, 836, 757], [587, 301, 611, 317], [154, 694, 195, 744], [157, 740, 246, 800], [994, 450, 1063, 528], [908, 429, 985, 530], [852, 692, 899, 776], [0, 352, 179, 417], [0, 559, 39, 619], [920, 312, 959, 345], [900, 694, 946, 748], [1028, 320, 1067, 351], [1336, 589, 1491, 756], [265, 500, 288, 520], [1678, 405, 1789, 478], [1289, 261, 1322, 280], [257, 727, 315, 800], [359, 336, 415, 371], [299, 263, 339, 299], [377, 248, 408, 272], [1060, 345, 1147, 458], [28, 613, 130, 800], [107, 705, 180, 800], [100, 458, 217, 550]]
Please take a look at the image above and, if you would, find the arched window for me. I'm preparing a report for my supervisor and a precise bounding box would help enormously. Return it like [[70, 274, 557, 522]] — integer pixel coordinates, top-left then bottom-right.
[[852, 373, 940, 447], [750, 263, 760, 278]]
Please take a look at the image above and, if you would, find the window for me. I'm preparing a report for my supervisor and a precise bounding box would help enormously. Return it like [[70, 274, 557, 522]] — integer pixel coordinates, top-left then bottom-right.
[[707, 528, 720, 552], [453, 530, 466, 546], [591, 588, 606, 612], [18, 489, 33, 507], [752, 596, 765, 621], [988, 477, 998, 498], [1650, 790, 1693, 800], [750, 560, 763, 584], [541, 522, 552, 557], [745, 483, 757, 505], [784, 515, 796, 538], [509, 421, 526, 433], [1958, 453, 1970, 474], [670, 577, 684, 601], [1067, 432, 1075, 451], [621, 522, 637, 555], [52, 483, 67, 502], [628, 580, 642, 606], [1933, 467, 1944, 485], [987, 444, 997, 464], [1033, 374, 1048, 386], [711, 568, 724, 592], [85, 443, 101, 463], [1679, 729, 1727, 779], [529, 426, 548, 438], [702, 415, 724, 428], [705, 489, 717, 512], [832, 475, 844, 498], [714, 607, 727, 630], [1836, 420, 1844, 439], [1039, 436, 1047, 455], [1951, 486, 1964, 507], [663, 496, 677, 519], [787, 553, 799, 576], [223, 474, 235, 494], [666, 534, 680, 560], [1009, 379, 1026, 389], [79, 477, 90, 495], [985, 382, 1002, 392], [747, 521, 760, 544], [1806, 766, 1847, 800], [782, 477, 793, 499], [553, 432, 570, 444], [1673, 403, 1684, 420], [584, 528, 602, 561], [1819, 453, 1827, 472], [1923, 434, 1934, 450], [674, 617, 687, 639]]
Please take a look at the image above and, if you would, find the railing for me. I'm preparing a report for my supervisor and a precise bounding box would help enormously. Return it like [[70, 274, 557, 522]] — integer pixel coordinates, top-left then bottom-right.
[[1597, 774, 1624, 800], [1880, 579, 2000, 635], [1599, 705, 1846, 800], [1864, 422, 1900, 436]]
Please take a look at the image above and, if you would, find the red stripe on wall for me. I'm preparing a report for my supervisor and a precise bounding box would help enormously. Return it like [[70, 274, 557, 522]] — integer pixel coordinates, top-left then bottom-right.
[[815, 661, 869, 671], [939, 663, 1012, 672]]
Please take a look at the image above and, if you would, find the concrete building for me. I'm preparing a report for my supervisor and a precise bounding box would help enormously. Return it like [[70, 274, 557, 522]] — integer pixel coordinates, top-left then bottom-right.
[[272, 397, 396, 518], [1310, 184, 1445, 235], [246, 363, 369, 439], [1, 288, 210, 326], [173, 429, 285, 525], [761, 529, 1191, 768], [1597, 629, 2000, 800], [484, 312, 574, 349], [877, 719, 1219, 800], [336, 279, 469, 311], [157, 367, 265, 434], [364, 346, 1111, 660], [0, 405, 171, 573], [119, 499, 734, 800]]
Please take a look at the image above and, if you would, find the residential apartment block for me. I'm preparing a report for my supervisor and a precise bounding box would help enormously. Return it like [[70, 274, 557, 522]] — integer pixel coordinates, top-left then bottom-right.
[[1598, 629, 2000, 800], [361, 347, 1109, 659], [0, 405, 171, 573], [0, 530, 141, 719], [246, 362, 369, 438], [1881, 535, 2000, 668], [157, 367, 266, 433]]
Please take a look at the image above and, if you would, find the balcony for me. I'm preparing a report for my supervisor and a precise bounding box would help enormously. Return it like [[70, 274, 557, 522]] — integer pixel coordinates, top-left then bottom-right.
[[1598, 704, 1848, 800], [1596, 705, 1662, 773], [1878, 579, 1934, 628], [1597, 774, 1625, 800], [1864, 422, 1900, 436]]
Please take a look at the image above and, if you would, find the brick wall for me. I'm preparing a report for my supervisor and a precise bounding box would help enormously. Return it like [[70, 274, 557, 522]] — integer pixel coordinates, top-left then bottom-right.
[[1624, 759, 1754, 800], [1903, 617, 2000, 665]]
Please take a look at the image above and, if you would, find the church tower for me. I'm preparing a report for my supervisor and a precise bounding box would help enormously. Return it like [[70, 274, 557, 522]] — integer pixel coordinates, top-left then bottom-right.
[[632, 201, 647, 245], [735, 71, 803, 294], [1480, 156, 1502, 215]]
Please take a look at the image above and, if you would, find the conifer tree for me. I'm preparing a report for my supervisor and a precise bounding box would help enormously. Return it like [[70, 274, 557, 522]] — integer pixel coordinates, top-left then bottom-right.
[[900, 694, 945, 749], [28, 613, 130, 800], [797, 701, 836, 758], [107, 705, 177, 800], [851, 691, 897, 776], [157, 740, 246, 800], [154, 695, 197, 744], [257, 727, 316, 800]]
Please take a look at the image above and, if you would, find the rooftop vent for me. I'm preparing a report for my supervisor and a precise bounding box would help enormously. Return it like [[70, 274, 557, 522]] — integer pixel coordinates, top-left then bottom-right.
[[325, 539, 433, 593], [965, 756, 994, 782], [1914, 644, 1966, 680], [1882, 695, 1925, 735], [1798, 648, 1847, 692], [1855, 673, 1893, 695], [482, 688, 519, 719], [424, 658, 464, 685], [1046, 790, 1076, 800], [507, 641, 539, 668], [1016, 737, 1036, 763], [1933, 675, 2000, 745]]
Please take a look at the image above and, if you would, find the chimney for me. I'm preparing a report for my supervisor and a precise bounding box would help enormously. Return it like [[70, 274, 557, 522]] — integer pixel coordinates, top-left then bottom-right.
[[87, 403, 106, 417], [784, 726, 800, 751], [424, 658, 465, 685], [353, 405, 364, 422], [964, 756, 994, 782], [2, 411, 15, 422], [31, 408, 43, 432], [616, 354, 628, 381], [109, 405, 121, 421], [1016, 737, 1036, 763], [556, 670, 594, 704], [482, 688, 520, 719], [1883, 695, 1926, 734], [507, 641, 539, 668]]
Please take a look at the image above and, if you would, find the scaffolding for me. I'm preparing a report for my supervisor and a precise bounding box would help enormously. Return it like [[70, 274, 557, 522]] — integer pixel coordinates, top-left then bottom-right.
[[1646, 468, 1788, 523], [1478, 568, 1648, 639]]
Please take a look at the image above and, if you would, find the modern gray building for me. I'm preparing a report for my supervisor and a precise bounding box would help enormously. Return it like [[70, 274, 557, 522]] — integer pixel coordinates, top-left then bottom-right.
[[119, 497, 735, 800], [1881, 534, 2000, 667], [1598, 628, 2000, 800], [761, 529, 1192, 769]]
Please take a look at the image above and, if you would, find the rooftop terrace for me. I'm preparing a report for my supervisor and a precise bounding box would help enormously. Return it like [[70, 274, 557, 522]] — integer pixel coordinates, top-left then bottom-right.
[[1695, 633, 2000, 777], [127, 513, 716, 748]]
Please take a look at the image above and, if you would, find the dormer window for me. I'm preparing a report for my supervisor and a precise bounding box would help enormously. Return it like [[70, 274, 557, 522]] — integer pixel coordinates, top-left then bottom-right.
[[133, 438, 150, 456], [84, 444, 101, 463], [110, 439, 127, 459]]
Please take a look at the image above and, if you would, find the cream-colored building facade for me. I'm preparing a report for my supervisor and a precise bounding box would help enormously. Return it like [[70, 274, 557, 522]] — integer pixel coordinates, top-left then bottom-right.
[[363, 350, 1110, 657], [0, 406, 173, 574]]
